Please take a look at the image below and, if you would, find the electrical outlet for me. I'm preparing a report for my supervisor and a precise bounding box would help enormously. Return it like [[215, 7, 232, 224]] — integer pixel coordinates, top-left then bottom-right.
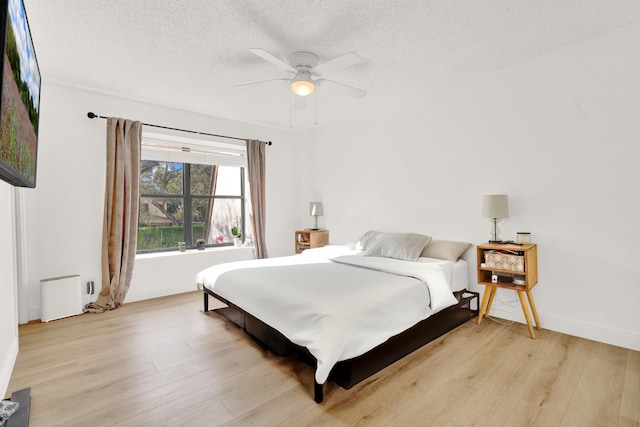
[[86, 279, 95, 295]]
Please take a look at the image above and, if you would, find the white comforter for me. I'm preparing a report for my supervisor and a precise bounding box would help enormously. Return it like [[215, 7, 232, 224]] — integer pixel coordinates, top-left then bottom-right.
[[195, 247, 458, 383]]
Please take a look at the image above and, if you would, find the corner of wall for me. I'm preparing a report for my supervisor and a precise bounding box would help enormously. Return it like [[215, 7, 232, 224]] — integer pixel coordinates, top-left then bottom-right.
[[0, 336, 18, 398]]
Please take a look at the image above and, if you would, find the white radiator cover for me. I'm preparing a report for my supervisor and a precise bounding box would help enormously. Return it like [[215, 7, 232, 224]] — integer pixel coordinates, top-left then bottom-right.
[[40, 275, 83, 322]]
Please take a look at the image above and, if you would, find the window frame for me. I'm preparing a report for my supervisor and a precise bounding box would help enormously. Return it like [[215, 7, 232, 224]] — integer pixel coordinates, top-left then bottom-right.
[[137, 161, 246, 254]]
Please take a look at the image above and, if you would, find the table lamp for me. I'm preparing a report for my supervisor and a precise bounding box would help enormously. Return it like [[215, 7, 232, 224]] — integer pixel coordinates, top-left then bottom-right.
[[481, 194, 509, 243], [310, 202, 323, 230]]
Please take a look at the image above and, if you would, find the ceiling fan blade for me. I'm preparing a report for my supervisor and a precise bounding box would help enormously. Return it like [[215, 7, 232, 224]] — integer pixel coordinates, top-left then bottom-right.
[[313, 52, 362, 76], [234, 78, 289, 88], [249, 48, 295, 72], [316, 79, 366, 99]]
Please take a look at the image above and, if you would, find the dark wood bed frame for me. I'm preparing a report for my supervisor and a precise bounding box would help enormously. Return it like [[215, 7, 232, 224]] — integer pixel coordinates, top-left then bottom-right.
[[203, 288, 478, 403]]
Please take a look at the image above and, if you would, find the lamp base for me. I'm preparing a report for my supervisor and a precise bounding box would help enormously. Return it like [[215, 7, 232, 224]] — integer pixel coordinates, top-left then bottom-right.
[[489, 218, 503, 243], [312, 215, 320, 231], [490, 240, 516, 245]]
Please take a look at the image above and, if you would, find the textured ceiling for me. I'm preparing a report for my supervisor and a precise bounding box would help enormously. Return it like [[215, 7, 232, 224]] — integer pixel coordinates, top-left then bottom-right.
[[23, 0, 640, 130]]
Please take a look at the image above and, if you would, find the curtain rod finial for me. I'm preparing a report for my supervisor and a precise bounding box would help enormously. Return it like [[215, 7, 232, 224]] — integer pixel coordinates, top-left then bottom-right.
[[87, 112, 97, 119]]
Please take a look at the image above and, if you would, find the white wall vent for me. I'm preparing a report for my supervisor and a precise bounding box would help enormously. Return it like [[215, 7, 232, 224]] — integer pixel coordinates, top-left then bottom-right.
[[40, 275, 83, 322]]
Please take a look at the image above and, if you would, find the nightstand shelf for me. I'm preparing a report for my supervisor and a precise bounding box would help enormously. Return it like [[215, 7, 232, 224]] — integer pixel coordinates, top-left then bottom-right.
[[295, 230, 329, 254], [476, 243, 540, 338]]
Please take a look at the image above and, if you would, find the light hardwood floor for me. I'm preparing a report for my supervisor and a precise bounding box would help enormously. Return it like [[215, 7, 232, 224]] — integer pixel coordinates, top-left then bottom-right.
[[6, 291, 639, 426]]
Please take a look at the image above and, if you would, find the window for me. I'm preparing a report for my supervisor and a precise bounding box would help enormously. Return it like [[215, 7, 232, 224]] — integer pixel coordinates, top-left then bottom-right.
[[137, 133, 249, 253]]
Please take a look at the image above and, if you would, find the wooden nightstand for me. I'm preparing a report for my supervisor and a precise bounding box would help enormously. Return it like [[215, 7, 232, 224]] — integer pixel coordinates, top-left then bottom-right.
[[295, 230, 329, 254], [476, 243, 540, 338]]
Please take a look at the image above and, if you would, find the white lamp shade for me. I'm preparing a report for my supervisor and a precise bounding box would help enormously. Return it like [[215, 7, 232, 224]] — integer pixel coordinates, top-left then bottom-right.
[[310, 202, 323, 216], [291, 79, 315, 96], [482, 194, 509, 219]]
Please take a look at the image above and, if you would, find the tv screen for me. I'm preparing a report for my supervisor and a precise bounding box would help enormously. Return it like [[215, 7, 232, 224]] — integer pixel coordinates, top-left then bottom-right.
[[0, 0, 40, 188]]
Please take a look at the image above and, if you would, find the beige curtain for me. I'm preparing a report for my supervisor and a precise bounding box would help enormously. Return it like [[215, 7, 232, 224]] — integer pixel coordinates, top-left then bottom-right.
[[246, 139, 268, 259], [86, 117, 142, 312], [202, 165, 219, 243]]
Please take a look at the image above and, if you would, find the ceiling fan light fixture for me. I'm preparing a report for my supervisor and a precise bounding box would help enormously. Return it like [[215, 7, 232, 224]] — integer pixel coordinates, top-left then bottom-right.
[[243, 49, 365, 100], [291, 78, 315, 96]]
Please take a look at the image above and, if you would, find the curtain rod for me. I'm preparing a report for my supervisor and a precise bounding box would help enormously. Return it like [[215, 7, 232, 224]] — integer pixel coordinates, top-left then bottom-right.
[[86, 112, 272, 145]]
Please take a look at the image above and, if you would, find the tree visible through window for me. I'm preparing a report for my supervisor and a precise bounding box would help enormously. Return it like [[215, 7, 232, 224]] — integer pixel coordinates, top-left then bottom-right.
[[137, 160, 246, 252]]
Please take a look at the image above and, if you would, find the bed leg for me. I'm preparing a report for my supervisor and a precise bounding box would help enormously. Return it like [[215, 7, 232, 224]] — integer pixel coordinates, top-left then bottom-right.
[[203, 292, 209, 312], [314, 379, 323, 403]]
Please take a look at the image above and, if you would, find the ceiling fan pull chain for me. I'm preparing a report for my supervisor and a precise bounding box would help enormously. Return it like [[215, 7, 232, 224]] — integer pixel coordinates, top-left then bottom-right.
[[290, 92, 293, 129], [314, 90, 318, 126]]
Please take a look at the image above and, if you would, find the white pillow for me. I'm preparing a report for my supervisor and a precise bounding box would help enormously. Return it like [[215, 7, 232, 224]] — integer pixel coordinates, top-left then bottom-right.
[[420, 239, 471, 261], [364, 232, 432, 261]]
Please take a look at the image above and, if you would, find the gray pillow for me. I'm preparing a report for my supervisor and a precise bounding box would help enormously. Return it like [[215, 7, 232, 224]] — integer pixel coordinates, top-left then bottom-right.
[[355, 230, 383, 251], [364, 232, 432, 261], [420, 239, 471, 261]]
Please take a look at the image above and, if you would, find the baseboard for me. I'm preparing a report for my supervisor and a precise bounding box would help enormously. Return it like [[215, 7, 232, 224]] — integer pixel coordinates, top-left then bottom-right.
[[0, 335, 18, 398], [124, 285, 195, 303], [487, 300, 640, 351], [32, 285, 193, 316], [27, 306, 41, 323], [541, 314, 640, 351], [484, 291, 640, 351]]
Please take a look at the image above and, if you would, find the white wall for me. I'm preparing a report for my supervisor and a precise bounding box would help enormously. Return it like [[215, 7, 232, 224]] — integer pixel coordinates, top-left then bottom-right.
[[22, 82, 303, 320], [0, 182, 19, 397], [302, 23, 640, 350]]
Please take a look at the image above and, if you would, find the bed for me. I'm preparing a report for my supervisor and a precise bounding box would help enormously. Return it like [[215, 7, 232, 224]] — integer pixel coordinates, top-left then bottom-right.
[[196, 232, 478, 402]]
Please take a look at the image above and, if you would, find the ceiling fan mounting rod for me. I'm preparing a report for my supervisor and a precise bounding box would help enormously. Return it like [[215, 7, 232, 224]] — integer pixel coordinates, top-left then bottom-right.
[[294, 69, 314, 79], [294, 65, 314, 72], [287, 51, 319, 69]]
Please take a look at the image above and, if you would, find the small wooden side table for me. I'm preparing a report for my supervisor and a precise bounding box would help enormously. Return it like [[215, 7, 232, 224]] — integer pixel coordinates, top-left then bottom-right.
[[476, 243, 541, 338], [295, 229, 329, 254]]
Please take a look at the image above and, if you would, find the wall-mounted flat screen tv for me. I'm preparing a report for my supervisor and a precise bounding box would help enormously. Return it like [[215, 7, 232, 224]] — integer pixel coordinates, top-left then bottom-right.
[[0, 0, 40, 188]]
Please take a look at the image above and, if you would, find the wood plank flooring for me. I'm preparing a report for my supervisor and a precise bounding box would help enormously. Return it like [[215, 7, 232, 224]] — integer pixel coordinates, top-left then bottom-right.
[[5, 291, 639, 426]]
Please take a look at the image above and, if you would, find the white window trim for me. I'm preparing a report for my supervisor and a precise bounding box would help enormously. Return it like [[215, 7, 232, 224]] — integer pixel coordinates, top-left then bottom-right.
[[141, 131, 247, 167]]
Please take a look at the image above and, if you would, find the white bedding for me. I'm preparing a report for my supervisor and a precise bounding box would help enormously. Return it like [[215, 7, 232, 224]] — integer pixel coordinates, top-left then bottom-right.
[[195, 246, 460, 384], [417, 257, 469, 292]]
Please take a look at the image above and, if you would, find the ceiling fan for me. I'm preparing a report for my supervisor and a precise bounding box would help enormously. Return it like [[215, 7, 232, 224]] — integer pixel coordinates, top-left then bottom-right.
[[237, 48, 367, 99]]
